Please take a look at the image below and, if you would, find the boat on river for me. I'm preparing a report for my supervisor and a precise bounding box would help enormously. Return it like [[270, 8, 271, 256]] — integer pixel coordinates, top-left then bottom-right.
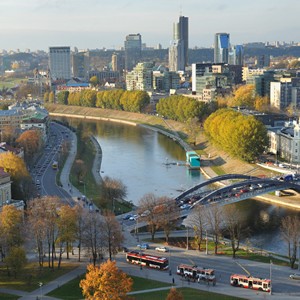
[[186, 151, 200, 169]]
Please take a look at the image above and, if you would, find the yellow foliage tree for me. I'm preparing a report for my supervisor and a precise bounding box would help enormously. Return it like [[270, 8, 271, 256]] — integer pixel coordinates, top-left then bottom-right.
[[0, 152, 29, 180], [232, 85, 255, 108], [80, 260, 133, 300]]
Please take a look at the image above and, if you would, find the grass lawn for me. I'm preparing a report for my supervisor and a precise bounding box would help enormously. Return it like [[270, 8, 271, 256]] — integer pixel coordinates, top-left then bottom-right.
[[47, 275, 245, 300], [0, 262, 79, 292], [0, 293, 19, 300], [133, 287, 245, 300]]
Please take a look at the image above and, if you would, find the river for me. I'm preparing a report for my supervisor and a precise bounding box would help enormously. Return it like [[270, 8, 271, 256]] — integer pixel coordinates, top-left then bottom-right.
[[55, 117, 300, 256]]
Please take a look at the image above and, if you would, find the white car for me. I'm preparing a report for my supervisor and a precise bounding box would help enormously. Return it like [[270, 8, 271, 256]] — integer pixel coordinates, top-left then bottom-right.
[[289, 273, 300, 280], [180, 204, 191, 210], [155, 246, 169, 252]]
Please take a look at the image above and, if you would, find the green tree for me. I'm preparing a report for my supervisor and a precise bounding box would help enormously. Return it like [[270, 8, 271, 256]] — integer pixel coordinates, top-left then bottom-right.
[[57, 91, 69, 105], [89, 76, 99, 87]]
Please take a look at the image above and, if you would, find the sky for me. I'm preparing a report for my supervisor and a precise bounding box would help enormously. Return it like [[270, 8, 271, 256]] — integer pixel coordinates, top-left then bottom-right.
[[0, 0, 299, 52]]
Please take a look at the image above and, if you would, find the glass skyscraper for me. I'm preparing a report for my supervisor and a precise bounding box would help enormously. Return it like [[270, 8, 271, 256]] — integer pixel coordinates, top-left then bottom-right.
[[214, 33, 230, 64], [124, 34, 142, 71], [169, 15, 189, 72]]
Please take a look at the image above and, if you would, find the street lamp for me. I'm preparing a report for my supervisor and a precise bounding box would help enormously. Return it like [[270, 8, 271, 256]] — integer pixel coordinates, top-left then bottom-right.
[[298, 241, 300, 271], [186, 227, 189, 250], [38, 282, 43, 299], [169, 249, 172, 276]]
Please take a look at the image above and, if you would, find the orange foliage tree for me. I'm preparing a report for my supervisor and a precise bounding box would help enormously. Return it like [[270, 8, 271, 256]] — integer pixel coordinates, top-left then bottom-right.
[[16, 129, 42, 162], [166, 287, 184, 300], [80, 260, 133, 300]]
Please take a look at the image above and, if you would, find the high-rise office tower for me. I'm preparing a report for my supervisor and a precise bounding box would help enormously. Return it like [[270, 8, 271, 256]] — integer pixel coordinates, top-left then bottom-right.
[[124, 33, 142, 71], [49, 46, 71, 80], [214, 33, 230, 64], [229, 45, 244, 66], [71, 51, 89, 80], [169, 15, 189, 72]]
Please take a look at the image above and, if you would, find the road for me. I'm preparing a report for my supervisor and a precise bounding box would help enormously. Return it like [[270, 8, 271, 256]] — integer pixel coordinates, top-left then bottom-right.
[[117, 224, 300, 299], [29, 121, 75, 206]]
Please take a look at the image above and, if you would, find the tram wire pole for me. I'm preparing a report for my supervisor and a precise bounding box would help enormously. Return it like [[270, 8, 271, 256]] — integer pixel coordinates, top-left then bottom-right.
[[206, 230, 208, 255], [269, 258, 272, 295]]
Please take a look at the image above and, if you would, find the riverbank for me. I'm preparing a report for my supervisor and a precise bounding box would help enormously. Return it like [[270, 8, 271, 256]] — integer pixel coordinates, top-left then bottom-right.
[[47, 104, 300, 210]]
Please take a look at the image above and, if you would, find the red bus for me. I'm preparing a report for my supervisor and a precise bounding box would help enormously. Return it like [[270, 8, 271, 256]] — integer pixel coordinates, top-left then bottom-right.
[[176, 264, 216, 282], [230, 274, 271, 292], [126, 251, 168, 270]]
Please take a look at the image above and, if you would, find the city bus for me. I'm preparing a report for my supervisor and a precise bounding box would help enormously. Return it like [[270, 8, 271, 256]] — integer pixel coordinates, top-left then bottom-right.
[[126, 251, 168, 270], [176, 264, 216, 282], [52, 161, 58, 170], [230, 274, 271, 292]]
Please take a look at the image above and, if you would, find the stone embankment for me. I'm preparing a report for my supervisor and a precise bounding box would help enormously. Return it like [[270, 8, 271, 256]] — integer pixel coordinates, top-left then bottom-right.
[[49, 108, 300, 211]]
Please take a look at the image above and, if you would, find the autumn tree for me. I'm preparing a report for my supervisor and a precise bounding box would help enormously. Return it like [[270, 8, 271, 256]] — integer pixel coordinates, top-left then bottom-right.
[[74, 205, 85, 262], [27, 198, 48, 267], [204, 109, 269, 162], [49, 91, 55, 103], [4, 246, 27, 278], [281, 215, 300, 269], [56, 205, 78, 267], [89, 75, 99, 87], [184, 205, 206, 251], [16, 129, 43, 163], [0, 152, 30, 199], [41, 196, 62, 269], [82, 211, 104, 265], [73, 159, 87, 184], [101, 176, 127, 211], [0, 126, 18, 144], [0, 205, 24, 261], [166, 287, 184, 300], [222, 205, 245, 258], [230, 85, 255, 108], [204, 204, 223, 255], [80, 260, 133, 300], [155, 197, 180, 244], [101, 210, 123, 260], [138, 193, 160, 241]]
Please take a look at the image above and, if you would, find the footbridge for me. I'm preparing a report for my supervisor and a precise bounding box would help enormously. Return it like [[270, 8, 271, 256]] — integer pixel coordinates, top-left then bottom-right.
[[176, 174, 300, 208]]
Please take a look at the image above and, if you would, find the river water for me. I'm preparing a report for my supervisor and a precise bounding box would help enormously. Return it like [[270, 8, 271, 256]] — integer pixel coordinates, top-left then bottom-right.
[[55, 117, 300, 256]]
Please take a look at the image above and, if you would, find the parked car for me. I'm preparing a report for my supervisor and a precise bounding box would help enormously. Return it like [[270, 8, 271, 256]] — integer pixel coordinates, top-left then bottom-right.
[[180, 204, 191, 210], [137, 243, 149, 249], [155, 246, 169, 252], [123, 214, 133, 220], [289, 273, 300, 280], [129, 214, 139, 221], [122, 247, 129, 253]]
